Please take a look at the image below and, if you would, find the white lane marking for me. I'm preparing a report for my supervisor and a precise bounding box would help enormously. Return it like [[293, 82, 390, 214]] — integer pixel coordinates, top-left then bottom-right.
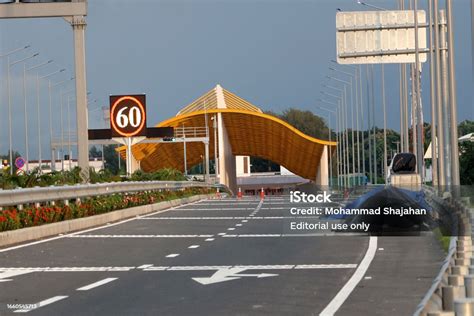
[[0, 267, 135, 272], [0, 199, 207, 253], [227, 228, 235, 231], [378, 248, 384, 251], [137, 264, 153, 269], [166, 254, 180, 258], [242, 220, 248, 222], [139, 216, 319, 220], [77, 278, 118, 291], [319, 236, 378, 316], [13, 296, 68, 313], [236, 224, 242, 227], [188, 245, 200, 249], [68, 234, 214, 238], [142, 264, 356, 271], [217, 233, 226, 236], [205, 238, 215, 241], [172, 208, 254, 211], [220, 233, 364, 238]]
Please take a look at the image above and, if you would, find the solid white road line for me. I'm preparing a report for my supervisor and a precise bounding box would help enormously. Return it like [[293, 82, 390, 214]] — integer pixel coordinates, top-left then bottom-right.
[[68, 234, 214, 238], [76, 278, 118, 291], [142, 264, 356, 271], [166, 254, 180, 258], [319, 236, 378, 316], [188, 245, 200, 249], [14, 296, 68, 313], [0, 267, 135, 272]]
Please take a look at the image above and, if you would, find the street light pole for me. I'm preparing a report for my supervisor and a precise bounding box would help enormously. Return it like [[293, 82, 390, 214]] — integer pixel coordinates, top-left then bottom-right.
[[8, 52, 39, 174], [330, 66, 359, 183], [318, 100, 341, 187], [317, 106, 336, 187], [41, 69, 66, 171], [23, 60, 53, 171], [446, 0, 460, 187], [321, 91, 347, 187]]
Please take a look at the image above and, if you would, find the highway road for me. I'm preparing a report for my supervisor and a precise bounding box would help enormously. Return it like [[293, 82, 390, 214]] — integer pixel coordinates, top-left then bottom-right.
[[0, 195, 445, 315]]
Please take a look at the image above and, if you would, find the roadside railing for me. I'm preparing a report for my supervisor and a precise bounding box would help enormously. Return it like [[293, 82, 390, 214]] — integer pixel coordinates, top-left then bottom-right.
[[0, 181, 220, 209], [414, 187, 474, 316]]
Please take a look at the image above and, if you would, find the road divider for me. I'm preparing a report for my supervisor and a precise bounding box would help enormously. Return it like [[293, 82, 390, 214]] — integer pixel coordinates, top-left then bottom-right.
[[0, 194, 211, 248]]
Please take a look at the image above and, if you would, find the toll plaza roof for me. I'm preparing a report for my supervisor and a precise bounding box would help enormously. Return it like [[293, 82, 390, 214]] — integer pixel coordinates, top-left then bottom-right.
[[129, 85, 336, 181]]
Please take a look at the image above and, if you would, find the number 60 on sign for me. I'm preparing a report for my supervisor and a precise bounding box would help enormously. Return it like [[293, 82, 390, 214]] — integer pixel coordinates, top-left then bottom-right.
[[110, 95, 147, 137]]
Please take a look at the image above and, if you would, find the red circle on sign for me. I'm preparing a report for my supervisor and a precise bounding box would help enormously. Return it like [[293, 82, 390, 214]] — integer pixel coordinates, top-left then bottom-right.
[[110, 96, 146, 137]]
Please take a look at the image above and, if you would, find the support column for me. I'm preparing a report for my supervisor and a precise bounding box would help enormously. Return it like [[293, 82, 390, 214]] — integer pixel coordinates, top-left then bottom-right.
[[316, 145, 329, 187], [217, 113, 237, 195], [70, 16, 89, 182]]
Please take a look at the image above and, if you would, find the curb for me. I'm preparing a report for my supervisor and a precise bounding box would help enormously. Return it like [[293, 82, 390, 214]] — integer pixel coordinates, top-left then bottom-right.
[[0, 194, 211, 248]]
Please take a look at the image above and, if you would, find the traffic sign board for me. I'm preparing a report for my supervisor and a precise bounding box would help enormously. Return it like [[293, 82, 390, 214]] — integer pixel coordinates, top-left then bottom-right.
[[15, 157, 25, 169], [110, 94, 147, 137]]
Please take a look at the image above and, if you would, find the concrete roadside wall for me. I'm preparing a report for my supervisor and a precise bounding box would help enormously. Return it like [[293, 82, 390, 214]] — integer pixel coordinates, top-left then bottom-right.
[[0, 194, 211, 248]]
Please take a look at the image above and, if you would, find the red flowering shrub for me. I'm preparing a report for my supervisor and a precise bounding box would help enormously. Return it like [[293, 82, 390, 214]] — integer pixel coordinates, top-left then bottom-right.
[[0, 187, 213, 232]]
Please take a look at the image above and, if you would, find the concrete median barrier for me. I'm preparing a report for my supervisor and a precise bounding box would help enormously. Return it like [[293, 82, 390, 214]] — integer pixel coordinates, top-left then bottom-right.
[[0, 194, 211, 248]]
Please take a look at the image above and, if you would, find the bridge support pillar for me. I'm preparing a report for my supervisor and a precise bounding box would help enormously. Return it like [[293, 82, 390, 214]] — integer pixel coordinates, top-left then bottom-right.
[[315, 145, 329, 187], [217, 112, 237, 195]]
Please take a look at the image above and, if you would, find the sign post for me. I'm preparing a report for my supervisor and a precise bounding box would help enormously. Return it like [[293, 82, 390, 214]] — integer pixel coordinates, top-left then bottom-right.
[[109, 95, 147, 177]]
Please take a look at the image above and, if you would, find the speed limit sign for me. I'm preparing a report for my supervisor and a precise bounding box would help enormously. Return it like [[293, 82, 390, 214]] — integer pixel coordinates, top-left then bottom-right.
[[110, 94, 147, 137]]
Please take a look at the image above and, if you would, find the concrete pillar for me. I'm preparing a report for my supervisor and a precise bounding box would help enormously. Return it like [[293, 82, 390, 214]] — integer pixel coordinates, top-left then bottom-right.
[[70, 16, 89, 182], [130, 153, 140, 175], [217, 113, 237, 194], [316, 145, 329, 187]]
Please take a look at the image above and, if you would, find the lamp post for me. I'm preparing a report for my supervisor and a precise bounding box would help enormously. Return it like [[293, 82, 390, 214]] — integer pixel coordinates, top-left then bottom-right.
[[329, 67, 359, 183], [356, 0, 387, 11], [211, 115, 218, 183], [49, 77, 74, 170], [62, 90, 75, 170], [326, 75, 352, 185], [8, 52, 39, 174], [316, 105, 337, 187], [59, 89, 74, 171], [36, 69, 64, 170], [320, 93, 346, 187], [23, 60, 53, 171]]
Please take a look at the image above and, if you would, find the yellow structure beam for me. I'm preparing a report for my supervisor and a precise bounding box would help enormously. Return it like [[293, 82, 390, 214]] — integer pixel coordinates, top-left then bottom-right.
[[132, 109, 336, 181]]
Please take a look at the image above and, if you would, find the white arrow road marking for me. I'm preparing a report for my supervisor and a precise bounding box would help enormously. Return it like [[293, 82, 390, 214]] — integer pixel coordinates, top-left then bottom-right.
[[0, 270, 34, 282], [192, 268, 279, 285]]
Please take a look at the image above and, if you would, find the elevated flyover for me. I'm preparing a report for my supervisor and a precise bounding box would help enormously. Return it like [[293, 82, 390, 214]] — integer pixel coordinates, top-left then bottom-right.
[[129, 85, 336, 193]]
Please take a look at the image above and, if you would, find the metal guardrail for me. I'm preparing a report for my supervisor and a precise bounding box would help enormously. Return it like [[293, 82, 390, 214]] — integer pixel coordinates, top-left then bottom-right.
[[0, 181, 218, 208], [414, 186, 474, 315]]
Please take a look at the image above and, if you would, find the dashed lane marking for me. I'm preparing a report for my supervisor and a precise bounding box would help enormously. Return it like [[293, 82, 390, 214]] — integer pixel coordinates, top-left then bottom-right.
[[188, 245, 200, 249], [166, 254, 180, 258], [76, 278, 118, 291]]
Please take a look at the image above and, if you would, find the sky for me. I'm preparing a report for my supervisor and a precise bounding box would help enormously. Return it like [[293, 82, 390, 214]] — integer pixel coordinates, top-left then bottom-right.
[[0, 0, 472, 160]]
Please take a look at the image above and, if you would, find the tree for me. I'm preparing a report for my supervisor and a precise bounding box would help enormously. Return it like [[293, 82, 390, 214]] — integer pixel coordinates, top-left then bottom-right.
[[250, 108, 330, 173], [104, 145, 125, 175]]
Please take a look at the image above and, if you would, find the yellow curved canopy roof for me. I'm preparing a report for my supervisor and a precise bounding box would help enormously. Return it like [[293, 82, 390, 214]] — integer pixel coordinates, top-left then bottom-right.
[[132, 108, 336, 181]]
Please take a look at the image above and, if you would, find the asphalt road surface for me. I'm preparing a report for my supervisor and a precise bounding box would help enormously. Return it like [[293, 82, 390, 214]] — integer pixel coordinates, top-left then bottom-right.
[[0, 195, 445, 315]]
